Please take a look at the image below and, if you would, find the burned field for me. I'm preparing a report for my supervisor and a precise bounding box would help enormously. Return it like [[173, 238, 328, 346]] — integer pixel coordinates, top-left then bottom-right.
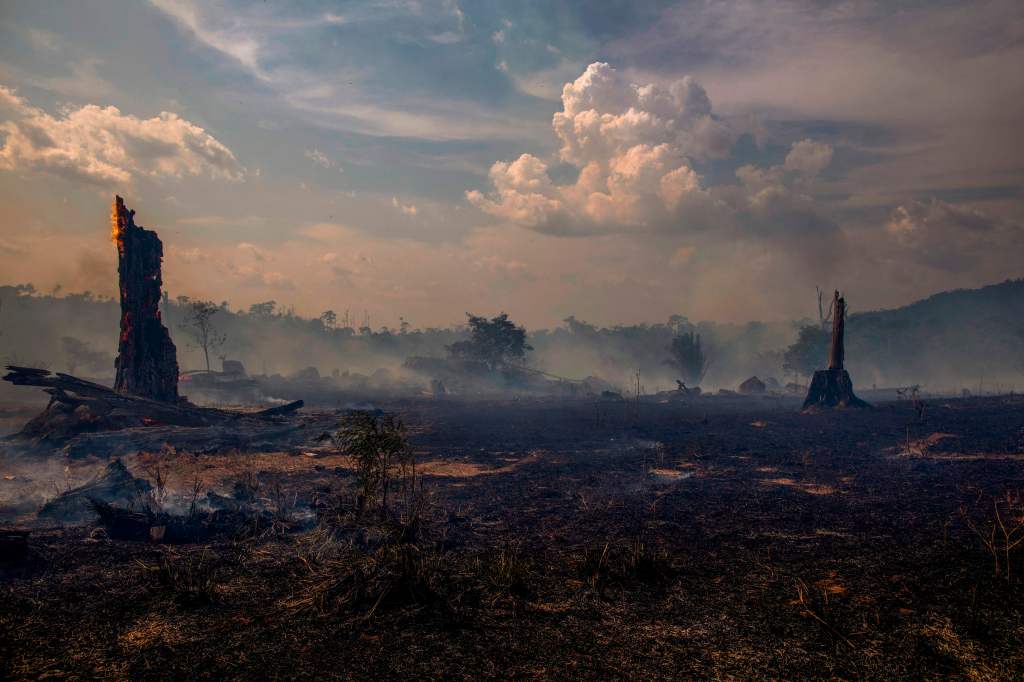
[[2, 394, 1024, 679]]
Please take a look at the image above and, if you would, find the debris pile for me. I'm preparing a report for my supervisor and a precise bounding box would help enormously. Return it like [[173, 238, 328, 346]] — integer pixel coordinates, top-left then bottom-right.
[[738, 376, 766, 394], [39, 459, 152, 523]]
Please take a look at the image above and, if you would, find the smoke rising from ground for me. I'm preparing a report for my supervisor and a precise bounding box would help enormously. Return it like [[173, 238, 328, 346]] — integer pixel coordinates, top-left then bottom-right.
[[2, 280, 1022, 400]]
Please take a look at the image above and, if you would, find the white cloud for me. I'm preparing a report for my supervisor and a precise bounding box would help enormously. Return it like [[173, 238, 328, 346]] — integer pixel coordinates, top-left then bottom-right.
[[505, 58, 585, 101], [554, 62, 733, 165], [0, 85, 242, 185], [148, 0, 533, 142], [469, 63, 844, 252], [149, 0, 267, 79], [784, 139, 833, 176], [392, 196, 418, 216], [616, 0, 1024, 205], [304, 147, 339, 170], [468, 63, 729, 234], [237, 242, 268, 261], [884, 199, 1022, 273]]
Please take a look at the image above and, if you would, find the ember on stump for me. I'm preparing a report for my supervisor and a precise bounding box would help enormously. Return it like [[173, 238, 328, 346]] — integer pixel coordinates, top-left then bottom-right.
[[2, 198, 302, 441], [112, 196, 179, 403], [802, 290, 869, 411]]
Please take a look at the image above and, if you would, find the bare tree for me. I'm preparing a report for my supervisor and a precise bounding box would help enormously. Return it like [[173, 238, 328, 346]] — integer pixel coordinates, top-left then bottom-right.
[[816, 286, 834, 332], [180, 300, 226, 372]]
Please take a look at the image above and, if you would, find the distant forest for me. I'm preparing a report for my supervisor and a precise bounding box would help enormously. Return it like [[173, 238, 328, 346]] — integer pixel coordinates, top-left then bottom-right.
[[1, 279, 1022, 394]]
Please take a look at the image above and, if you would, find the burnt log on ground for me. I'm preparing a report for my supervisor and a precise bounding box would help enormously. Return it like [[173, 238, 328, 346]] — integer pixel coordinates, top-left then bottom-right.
[[3, 366, 303, 443], [111, 196, 180, 403], [91, 501, 277, 544], [802, 291, 869, 411], [60, 422, 307, 459], [38, 459, 152, 523]]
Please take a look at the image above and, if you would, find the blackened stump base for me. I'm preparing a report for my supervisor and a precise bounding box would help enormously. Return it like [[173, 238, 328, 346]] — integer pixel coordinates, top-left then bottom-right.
[[802, 368, 868, 411]]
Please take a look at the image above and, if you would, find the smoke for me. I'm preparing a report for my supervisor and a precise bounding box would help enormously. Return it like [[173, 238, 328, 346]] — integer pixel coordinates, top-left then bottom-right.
[[2, 280, 1023, 405], [0, 446, 102, 521]]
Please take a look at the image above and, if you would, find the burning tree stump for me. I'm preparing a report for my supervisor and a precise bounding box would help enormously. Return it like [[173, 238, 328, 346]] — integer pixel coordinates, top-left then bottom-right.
[[112, 196, 179, 403], [802, 291, 869, 411], [2, 198, 306, 444]]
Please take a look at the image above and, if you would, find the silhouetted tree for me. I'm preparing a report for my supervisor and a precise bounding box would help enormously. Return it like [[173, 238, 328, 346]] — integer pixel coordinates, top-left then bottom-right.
[[667, 331, 710, 385], [448, 312, 532, 369], [319, 310, 337, 329], [180, 299, 227, 372], [783, 325, 830, 378], [248, 301, 277, 318]]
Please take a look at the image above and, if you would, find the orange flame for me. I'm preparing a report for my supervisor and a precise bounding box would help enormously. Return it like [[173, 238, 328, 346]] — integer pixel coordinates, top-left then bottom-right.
[[111, 195, 127, 244]]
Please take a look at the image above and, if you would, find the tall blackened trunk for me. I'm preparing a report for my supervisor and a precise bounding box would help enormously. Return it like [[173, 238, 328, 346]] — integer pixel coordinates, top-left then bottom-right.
[[112, 196, 179, 403], [802, 290, 868, 411], [829, 291, 845, 371]]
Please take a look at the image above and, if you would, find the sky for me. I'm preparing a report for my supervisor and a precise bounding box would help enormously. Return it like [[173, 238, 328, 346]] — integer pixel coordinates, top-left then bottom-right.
[[0, 0, 1021, 329]]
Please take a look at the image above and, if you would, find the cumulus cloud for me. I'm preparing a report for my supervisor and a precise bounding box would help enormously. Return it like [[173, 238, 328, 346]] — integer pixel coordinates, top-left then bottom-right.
[[468, 62, 842, 240], [553, 63, 732, 165], [468, 62, 731, 235], [885, 199, 1022, 273], [784, 139, 833, 176], [0, 85, 242, 185]]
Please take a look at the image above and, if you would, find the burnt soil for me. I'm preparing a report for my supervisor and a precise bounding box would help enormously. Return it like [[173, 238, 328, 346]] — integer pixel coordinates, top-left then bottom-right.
[[3, 394, 1024, 680]]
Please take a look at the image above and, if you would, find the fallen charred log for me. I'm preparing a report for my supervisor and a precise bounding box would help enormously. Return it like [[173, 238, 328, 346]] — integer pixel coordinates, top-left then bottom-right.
[[3, 366, 303, 442], [91, 501, 277, 544], [59, 422, 307, 459]]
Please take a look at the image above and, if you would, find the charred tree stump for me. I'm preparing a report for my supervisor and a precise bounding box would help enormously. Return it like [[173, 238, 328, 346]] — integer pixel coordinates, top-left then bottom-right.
[[112, 196, 179, 403], [802, 291, 869, 411], [2, 199, 306, 445]]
